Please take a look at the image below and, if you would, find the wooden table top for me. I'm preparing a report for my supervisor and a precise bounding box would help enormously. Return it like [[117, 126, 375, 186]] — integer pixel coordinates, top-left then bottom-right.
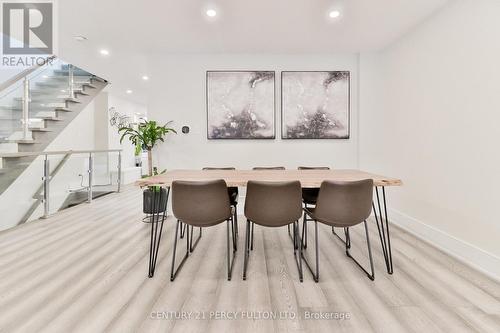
[[136, 169, 403, 188]]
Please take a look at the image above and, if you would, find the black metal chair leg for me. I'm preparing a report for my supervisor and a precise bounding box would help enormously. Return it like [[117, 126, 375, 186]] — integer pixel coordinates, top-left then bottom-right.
[[233, 205, 239, 235], [250, 222, 255, 251], [231, 216, 238, 251], [302, 212, 307, 249], [345, 221, 375, 280], [301, 213, 319, 282], [227, 219, 237, 280], [344, 228, 351, 248], [293, 221, 303, 282], [189, 225, 202, 253], [243, 220, 251, 280], [180, 222, 187, 239], [288, 216, 300, 250], [170, 220, 191, 281], [332, 226, 351, 249]]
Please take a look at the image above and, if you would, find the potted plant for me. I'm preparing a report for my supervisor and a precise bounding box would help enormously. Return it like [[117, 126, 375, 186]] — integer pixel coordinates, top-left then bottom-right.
[[142, 168, 169, 215], [119, 120, 176, 215], [119, 120, 177, 176]]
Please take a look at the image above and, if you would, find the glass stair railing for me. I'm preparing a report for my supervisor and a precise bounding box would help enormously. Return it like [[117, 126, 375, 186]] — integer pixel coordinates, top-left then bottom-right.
[[0, 56, 109, 205], [0, 57, 96, 143], [0, 149, 122, 229]]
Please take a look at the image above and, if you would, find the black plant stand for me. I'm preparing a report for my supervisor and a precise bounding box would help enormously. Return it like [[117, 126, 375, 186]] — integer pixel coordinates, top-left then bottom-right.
[[145, 187, 170, 278]]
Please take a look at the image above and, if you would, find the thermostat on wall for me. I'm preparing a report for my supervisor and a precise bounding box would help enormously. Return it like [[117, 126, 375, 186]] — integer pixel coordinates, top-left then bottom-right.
[[181, 126, 190, 134]]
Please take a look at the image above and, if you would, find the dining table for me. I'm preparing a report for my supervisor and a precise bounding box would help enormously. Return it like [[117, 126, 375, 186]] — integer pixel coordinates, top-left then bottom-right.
[[137, 169, 403, 278]]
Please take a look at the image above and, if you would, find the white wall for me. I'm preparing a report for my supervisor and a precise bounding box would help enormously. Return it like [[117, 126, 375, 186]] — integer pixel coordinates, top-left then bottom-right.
[[148, 54, 360, 171], [360, 0, 500, 277], [107, 94, 147, 169], [94, 91, 147, 181]]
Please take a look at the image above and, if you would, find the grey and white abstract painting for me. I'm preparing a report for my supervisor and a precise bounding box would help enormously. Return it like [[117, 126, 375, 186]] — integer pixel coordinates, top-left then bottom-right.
[[281, 71, 350, 139], [207, 71, 275, 139]]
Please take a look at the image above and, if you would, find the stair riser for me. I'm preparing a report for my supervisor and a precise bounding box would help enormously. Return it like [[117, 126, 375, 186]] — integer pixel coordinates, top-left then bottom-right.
[[0, 142, 18, 154], [2, 155, 36, 169]]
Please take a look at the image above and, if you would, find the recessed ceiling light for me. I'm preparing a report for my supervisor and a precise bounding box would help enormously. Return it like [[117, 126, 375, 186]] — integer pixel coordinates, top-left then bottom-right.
[[100, 49, 110, 56], [126, 89, 133, 94], [329, 10, 341, 18], [74, 35, 87, 42], [206, 9, 217, 17], [142, 75, 149, 81]]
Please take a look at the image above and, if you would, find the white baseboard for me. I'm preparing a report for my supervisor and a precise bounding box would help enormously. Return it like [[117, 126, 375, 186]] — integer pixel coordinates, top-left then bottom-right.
[[387, 208, 500, 282]]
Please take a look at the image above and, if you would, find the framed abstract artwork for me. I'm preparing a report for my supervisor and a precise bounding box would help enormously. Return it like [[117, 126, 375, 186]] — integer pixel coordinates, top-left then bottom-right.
[[206, 71, 275, 139], [281, 71, 350, 139]]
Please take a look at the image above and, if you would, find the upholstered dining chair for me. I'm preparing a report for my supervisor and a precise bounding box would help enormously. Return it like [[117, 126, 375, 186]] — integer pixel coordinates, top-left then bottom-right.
[[243, 180, 304, 282], [249, 166, 286, 250], [297, 166, 331, 249], [301, 179, 375, 282], [171, 179, 237, 281], [203, 167, 239, 235]]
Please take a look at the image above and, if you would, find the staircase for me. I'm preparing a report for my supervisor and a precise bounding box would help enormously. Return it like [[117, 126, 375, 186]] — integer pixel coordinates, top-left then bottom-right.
[[0, 59, 108, 195]]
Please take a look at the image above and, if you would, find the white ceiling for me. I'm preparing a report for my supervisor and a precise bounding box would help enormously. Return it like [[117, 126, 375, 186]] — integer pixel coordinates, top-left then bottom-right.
[[57, 0, 450, 103]]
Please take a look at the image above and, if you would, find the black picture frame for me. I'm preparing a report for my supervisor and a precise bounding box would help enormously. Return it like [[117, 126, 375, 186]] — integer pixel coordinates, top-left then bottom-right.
[[206, 70, 276, 140], [281, 71, 351, 140]]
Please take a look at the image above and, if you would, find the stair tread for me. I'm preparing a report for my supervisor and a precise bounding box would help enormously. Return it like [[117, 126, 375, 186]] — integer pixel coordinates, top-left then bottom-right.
[[14, 97, 71, 102], [55, 107, 72, 112], [38, 116, 63, 121], [0, 139, 39, 144], [36, 81, 89, 86], [29, 128, 52, 132], [53, 69, 92, 75], [44, 76, 93, 81]]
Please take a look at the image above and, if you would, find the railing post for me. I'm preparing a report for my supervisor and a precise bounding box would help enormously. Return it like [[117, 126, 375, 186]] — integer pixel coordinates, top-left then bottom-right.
[[22, 78, 30, 140], [88, 153, 93, 203], [68, 64, 75, 99], [117, 151, 122, 193], [42, 155, 50, 218]]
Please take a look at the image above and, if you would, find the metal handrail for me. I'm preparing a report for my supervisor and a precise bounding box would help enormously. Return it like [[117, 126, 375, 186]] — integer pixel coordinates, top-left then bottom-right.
[[30, 149, 121, 220], [0, 149, 122, 158], [0, 55, 57, 93]]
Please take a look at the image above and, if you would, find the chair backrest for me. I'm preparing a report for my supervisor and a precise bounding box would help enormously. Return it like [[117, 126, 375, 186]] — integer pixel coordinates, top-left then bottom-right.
[[252, 166, 286, 170], [172, 179, 231, 227], [314, 179, 373, 227], [245, 180, 302, 227], [298, 166, 331, 170], [202, 167, 236, 170]]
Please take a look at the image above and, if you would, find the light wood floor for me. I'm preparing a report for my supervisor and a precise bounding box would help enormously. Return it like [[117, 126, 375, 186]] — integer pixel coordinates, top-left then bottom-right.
[[0, 186, 499, 333]]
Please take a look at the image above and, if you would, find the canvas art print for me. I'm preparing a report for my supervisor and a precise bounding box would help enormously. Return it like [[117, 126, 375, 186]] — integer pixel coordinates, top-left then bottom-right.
[[207, 71, 275, 139], [281, 71, 350, 139]]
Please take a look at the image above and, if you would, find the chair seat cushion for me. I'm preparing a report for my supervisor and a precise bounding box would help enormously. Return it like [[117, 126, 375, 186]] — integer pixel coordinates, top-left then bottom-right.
[[302, 188, 320, 205]]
